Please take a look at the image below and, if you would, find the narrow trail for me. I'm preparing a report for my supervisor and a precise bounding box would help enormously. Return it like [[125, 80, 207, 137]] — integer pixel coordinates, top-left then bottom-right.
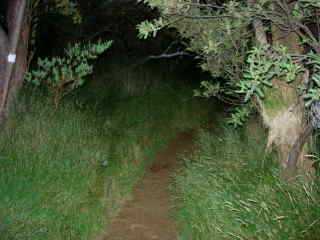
[[103, 131, 195, 240]]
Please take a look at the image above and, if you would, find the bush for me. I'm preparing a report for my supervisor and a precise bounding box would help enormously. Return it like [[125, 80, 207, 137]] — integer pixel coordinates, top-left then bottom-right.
[[25, 41, 112, 107]]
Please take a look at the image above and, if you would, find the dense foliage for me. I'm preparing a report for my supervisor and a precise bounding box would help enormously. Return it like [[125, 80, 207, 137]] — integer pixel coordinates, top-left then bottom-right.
[[138, 0, 320, 123], [25, 41, 112, 106], [1, 1, 320, 239]]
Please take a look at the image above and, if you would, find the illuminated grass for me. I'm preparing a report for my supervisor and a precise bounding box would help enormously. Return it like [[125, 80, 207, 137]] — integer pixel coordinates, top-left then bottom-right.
[[0, 84, 211, 240], [173, 128, 320, 240]]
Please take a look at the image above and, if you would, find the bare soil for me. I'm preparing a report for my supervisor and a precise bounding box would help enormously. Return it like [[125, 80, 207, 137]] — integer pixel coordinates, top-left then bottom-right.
[[103, 131, 195, 240]]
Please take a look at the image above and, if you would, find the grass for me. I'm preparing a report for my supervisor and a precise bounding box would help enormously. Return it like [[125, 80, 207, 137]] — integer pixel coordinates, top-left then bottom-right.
[[0, 83, 212, 240], [173, 126, 320, 240]]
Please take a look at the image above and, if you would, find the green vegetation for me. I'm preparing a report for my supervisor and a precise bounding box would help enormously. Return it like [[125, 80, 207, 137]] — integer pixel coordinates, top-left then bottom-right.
[[173, 126, 320, 240], [1, 1, 320, 239], [0, 82, 211, 240], [26, 41, 112, 107], [138, 0, 320, 170], [138, 0, 320, 109]]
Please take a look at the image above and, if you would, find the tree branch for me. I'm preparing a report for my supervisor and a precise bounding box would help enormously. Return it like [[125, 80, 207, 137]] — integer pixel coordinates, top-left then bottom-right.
[[248, 0, 268, 45], [169, 13, 234, 19], [131, 50, 197, 69], [180, 3, 225, 10], [148, 51, 194, 59]]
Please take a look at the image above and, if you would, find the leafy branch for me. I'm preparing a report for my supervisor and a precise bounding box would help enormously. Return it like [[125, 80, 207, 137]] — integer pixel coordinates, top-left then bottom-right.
[[25, 40, 112, 107], [237, 45, 302, 102]]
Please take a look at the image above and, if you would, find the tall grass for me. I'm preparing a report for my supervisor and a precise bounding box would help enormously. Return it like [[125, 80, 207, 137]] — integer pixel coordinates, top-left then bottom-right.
[[0, 84, 212, 240], [173, 127, 320, 240]]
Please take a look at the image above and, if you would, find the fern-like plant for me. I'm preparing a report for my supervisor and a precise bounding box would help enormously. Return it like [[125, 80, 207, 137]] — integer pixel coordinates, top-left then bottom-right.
[[25, 40, 112, 107]]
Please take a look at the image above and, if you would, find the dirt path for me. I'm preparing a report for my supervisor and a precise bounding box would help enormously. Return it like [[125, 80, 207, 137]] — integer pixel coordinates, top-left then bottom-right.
[[103, 131, 195, 240]]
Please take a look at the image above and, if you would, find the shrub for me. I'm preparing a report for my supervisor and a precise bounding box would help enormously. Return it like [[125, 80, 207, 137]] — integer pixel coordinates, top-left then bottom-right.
[[25, 41, 112, 107]]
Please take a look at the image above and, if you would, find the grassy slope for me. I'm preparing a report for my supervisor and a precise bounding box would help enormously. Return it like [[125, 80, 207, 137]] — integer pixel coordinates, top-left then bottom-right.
[[0, 85, 212, 240], [173, 126, 320, 240]]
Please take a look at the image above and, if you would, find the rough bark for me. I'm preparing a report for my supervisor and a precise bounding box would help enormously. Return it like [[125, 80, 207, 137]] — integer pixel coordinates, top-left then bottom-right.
[[8, 6, 30, 109], [288, 128, 311, 169], [248, 0, 268, 46], [248, 0, 312, 176], [0, 26, 9, 90], [0, 0, 28, 122], [265, 4, 311, 176]]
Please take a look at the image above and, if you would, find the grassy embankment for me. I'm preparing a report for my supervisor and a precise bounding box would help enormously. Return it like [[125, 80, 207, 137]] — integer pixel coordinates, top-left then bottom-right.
[[0, 79, 212, 240], [173, 125, 320, 240]]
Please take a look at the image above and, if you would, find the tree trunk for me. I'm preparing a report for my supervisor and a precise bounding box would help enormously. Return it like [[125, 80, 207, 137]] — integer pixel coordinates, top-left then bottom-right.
[[248, 0, 313, 177], [7, 3, 30, 109], [0, 26, 9, 95], [0, 0, 29, 123], [264, 24, 314, 178]]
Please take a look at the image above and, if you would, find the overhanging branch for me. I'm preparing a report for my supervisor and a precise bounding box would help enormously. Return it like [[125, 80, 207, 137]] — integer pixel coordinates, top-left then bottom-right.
[[131, 51, 198, 69], [148, 51, 194, 59]]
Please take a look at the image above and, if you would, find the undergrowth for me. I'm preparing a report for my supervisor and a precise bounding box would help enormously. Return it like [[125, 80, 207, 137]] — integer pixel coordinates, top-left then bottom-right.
[[173, 127, 320, 240], [0, 84, 211, 240]]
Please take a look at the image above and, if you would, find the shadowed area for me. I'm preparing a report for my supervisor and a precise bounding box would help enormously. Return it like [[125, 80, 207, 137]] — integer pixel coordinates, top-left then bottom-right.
[[103, 131, 195, 240]]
